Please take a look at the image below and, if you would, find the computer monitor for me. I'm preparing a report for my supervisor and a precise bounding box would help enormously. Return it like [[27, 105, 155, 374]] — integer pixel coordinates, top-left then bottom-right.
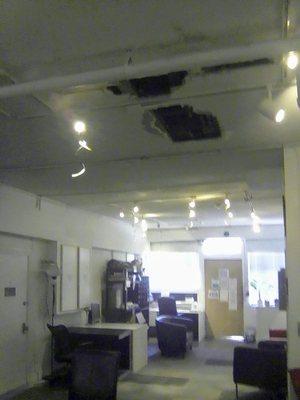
[[89, 303, 100, 324]]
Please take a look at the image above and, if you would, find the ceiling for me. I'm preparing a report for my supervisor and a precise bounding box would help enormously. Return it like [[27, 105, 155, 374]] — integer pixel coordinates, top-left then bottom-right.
[[1, 0, 299, 231]]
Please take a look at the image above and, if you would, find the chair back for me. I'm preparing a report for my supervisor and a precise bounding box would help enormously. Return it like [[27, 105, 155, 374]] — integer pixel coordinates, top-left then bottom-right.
[[69, 350, 120, 400], [47, 324, 72, 362], [158, 297, 177, 316]]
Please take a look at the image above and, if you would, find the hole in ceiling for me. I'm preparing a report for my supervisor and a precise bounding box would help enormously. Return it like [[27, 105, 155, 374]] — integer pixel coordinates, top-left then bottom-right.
[[150, 105, 221, 143], [107, 70, 187, 98]]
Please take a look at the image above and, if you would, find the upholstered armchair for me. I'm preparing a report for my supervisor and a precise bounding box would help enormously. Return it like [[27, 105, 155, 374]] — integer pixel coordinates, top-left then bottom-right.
[[155, 315, 193, 357]]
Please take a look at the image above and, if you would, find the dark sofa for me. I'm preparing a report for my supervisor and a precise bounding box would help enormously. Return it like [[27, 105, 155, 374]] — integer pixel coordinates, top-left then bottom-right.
[[233, 346, 287, 399], [155, 315, 193, 357]]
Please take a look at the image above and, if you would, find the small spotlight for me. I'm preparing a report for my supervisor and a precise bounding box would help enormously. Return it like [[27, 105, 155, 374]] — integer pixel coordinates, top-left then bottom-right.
[[189, 200, 196, 208], [133, 206, 139, 213], [286, 51, 299, 70], [228, 211, 233, 219], [253, 223, 261, 233], [78, 139, 92, 151], [73, 120, 86, 134], [71, 162, 86, 178], [275, 109, 285, 123], [189, 209, 196, 218], [134, 216, 139, 224], [119, 211, 125, 218], [141, 219, 148, 232], [224, 198, 231, 210]]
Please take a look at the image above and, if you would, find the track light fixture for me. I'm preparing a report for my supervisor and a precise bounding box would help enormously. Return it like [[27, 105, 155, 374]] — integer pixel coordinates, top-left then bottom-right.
[[119, 211, 125, 218], [133, 206, 139, 213], [286, 51, 299, 70], [189, 199, 196, 208], [259, 90, 286, 124], [189, 209, 196, 218], [224, 197, 231, 210]]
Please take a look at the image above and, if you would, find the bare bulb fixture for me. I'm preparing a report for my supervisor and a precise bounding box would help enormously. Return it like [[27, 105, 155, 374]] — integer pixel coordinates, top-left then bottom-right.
[[189, 200, 196, 208], [119, 211, 125, 218], [133, 206, 139, 213], [73, 120, 86, 134], [286, 51, 299, 70]]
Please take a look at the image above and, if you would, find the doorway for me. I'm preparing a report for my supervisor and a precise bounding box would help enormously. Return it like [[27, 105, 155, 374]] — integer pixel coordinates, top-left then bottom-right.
[[205, 259, 243, 338], [0, 253, 28, 395]]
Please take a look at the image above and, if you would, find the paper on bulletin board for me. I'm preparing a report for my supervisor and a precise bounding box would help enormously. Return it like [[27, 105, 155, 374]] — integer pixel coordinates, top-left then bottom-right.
[[208, 289, 219, 300], [211, 279, 220, 290], [228, 278, 237, 310], [220, 289, 228, 302]]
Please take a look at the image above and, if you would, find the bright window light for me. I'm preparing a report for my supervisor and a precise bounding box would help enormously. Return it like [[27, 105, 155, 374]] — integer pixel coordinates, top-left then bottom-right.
[[202, 237, 243, 257], [143, 251, 200, 292]]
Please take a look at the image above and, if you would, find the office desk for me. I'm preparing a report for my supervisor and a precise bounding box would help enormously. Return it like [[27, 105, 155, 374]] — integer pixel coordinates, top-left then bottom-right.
[[69, 323, 148, 372]]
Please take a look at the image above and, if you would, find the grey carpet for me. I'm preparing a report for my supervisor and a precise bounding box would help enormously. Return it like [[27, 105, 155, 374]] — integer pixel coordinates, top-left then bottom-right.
[[205, 358, 232, 366]]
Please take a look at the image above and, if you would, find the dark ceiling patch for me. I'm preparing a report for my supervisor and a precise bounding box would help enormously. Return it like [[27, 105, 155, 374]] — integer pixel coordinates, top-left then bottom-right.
[[151, 105, 221, 142], [107, 71, 187, 98]]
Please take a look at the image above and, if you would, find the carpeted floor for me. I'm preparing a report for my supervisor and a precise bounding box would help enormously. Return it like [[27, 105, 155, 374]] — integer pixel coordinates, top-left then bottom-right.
[[8, 338, 279, 400]]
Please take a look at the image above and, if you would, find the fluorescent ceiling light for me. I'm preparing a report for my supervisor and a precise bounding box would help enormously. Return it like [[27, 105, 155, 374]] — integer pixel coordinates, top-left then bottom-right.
[[71, 162, 86, 178], [73, 120, 86, 134]]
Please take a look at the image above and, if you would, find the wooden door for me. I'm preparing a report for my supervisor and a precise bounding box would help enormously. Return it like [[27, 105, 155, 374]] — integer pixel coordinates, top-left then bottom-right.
[[205, 259, 243, 338]]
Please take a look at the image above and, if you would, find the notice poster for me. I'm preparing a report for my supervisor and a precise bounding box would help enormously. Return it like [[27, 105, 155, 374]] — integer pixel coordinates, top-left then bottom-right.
[[220, 289, 229, 302], [211, 279, 220, 290], [228, 278, 238, 310], [208, 289, 219, 300]]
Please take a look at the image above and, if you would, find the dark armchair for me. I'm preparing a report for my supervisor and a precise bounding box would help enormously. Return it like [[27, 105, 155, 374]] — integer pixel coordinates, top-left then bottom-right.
[[233, 346, 287, 399], [156, 315, 193, 357], [69, 350, 120, 400], [158, 297, 178, 316]]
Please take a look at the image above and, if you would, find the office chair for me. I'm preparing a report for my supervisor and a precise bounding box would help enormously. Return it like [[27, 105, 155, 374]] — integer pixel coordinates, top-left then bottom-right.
[[69, 350, 120, 400]]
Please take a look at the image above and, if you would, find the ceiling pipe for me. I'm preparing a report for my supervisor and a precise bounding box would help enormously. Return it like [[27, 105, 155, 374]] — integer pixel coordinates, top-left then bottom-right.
[[1, 36, 300, 99]]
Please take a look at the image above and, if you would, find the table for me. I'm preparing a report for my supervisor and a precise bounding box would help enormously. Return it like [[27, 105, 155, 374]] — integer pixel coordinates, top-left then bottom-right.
[[69, 323, 148, 372]]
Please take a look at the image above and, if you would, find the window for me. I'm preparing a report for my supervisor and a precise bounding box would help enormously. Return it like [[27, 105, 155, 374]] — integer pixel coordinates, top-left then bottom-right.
[[248, 252, 285, 307], [143, 251, 200, 293]]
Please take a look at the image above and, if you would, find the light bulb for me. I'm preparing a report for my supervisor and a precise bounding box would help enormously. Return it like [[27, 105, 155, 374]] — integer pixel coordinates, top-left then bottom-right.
[[228, 211, 233, 219], [189, 200, 196, 208], [73, 120, 86, 134], [286, 51, 299, 70], [134, 216, 139, 224], [189, 209, 196, 218], [224, 198, 231, 210], [133, 206, 139, 213], [275, 109, 285, 123], [119, 211, 125, 218]]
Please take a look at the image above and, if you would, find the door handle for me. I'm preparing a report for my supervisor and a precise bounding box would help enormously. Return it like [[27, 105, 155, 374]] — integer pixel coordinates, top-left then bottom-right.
[[22, 322, 29, 334]]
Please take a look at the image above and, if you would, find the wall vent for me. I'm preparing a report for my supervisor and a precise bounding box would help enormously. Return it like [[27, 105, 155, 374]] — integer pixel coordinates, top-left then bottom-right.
[[202, 58, 273, 74]]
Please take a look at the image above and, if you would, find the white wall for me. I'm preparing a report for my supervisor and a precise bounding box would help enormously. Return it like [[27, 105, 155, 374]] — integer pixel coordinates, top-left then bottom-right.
[[0, 184, 148, 394], [284, 146, 300, 400]]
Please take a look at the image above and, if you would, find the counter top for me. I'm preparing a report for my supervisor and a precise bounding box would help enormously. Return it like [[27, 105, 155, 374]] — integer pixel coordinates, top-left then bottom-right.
[[70, 322, 148, 331], [149, 308, 200, 314]]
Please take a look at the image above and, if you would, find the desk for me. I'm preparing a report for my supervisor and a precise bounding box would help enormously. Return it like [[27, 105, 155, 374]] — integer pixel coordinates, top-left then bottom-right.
[[69, 323, 148, 372]]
